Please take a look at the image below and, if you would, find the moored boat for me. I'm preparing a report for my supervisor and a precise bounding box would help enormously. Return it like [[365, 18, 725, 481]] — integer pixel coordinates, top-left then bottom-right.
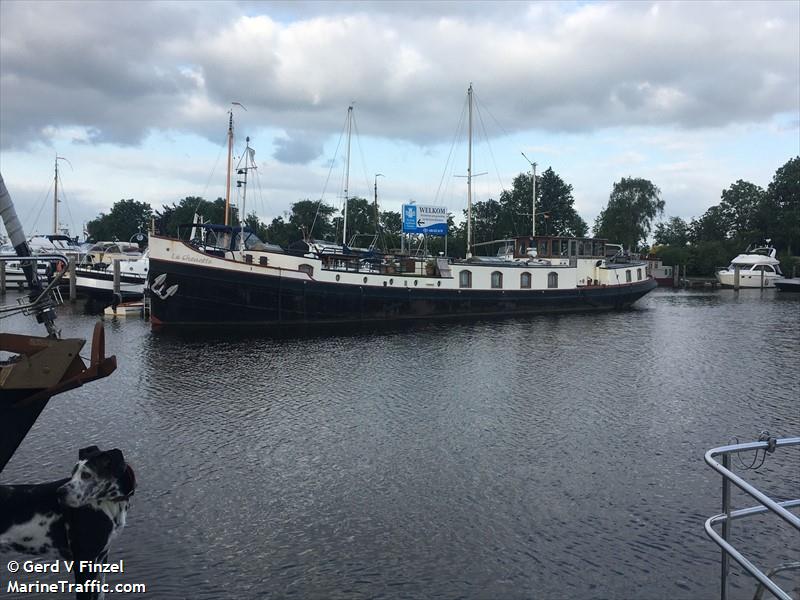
[[715, 243, 785, 288], [148, 225, 655, 327], [74, 258, 148, 300], [774, 277, 800, 292], [644, 255, 675, 287], [74, 248, 148, 301], [1, 157, 85, 288], [147, 86, 657, 327]]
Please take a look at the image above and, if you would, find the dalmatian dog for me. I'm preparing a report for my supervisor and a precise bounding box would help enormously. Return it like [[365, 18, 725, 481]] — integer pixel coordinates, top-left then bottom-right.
[[0, 446, 136, 599]]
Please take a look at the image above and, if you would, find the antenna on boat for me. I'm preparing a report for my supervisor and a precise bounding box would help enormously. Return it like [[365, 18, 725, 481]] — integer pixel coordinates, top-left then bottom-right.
[[225, 102, 247, 226], [521, 152, 537, 238]]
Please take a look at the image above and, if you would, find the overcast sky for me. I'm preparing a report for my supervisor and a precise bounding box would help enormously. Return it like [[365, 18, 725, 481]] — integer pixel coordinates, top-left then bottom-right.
[[1, 0, 798, 240]]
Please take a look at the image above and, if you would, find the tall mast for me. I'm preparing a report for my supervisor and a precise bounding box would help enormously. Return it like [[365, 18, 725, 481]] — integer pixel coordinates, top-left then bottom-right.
[[224, 102, 247, 227], [532, 162, 536, 238], [374, 173, 384, 235], [53, 155, 59, 234], [521, 152, 537, 238], [342, 105, 353, 247], [224, 109, 234, 226], [53, 155, 69, 234], [466, 84, 473, 259]]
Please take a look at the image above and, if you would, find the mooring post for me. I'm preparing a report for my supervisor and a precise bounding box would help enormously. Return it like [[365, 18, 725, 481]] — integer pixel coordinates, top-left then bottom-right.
[[682, 264, 687, 287], [68, 256, 76, 302], [0, 261, 5, 295], [760, 269, 765, 289], [113, 259, 121, 297], [734, 265, 740, 290]]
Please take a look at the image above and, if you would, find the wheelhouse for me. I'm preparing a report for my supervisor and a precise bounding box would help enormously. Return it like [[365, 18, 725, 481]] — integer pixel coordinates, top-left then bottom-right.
[[513, 236, 609, 259]]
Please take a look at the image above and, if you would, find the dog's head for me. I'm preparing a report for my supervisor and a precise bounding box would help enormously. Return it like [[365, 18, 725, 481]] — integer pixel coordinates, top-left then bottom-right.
[[57, 446, 136, 508]]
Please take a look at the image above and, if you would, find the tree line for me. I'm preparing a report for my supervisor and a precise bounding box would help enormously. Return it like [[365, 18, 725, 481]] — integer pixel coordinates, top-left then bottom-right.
[[650, 156, 798, 275], [86, 156, 798, 274]]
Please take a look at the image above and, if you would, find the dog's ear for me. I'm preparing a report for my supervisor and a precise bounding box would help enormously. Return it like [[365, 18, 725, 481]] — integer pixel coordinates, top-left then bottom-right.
[[79, 445, 101, 460], [122, 465, 136, 497], [107, 449, 135, 496], [106, 449, 127, 475]]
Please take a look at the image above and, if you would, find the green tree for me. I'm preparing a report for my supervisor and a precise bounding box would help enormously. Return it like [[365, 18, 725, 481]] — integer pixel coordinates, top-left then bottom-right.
[[87, 199, 152, 242], [765, 156, 800, 255], [593, 177, 664, 251], [289, 199, 336, 241], [654, 216, 689, 247], [536, 168, 588, 237], [689, 206, 730, 243], [332, 197, 373, 245], [243, 212, 269, 241], [155, 197, 235, 237], [380, 210, 402, 251], [687, 240, 736, 276], [498, 169, 588, 238], [470, 199, 504, 250], [719, 179, 766, 241], [265, 215, 295, 247]]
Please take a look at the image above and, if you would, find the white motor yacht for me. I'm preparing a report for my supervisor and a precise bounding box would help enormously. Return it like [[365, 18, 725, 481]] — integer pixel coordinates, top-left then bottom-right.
[[715, 244, 785, 288]]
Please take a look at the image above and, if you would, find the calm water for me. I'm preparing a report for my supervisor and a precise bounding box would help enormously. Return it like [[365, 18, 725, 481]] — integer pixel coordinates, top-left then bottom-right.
[[2, 288, 798, 599]]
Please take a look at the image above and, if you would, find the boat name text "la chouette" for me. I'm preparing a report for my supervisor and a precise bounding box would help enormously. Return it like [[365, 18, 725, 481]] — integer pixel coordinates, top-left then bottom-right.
[[171, 253, 212, 265]]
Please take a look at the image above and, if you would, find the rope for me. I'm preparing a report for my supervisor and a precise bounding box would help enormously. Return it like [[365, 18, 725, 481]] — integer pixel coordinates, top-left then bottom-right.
[[57, 171, 78, 237], [22, 180, 53, 234], [473, 95, 508, 201], [27, 184, 52, 235], [310, 112, 348, 239], [433, 94, 468, 206], [729, 431, 778, 470], [193, 131, 228, 217]]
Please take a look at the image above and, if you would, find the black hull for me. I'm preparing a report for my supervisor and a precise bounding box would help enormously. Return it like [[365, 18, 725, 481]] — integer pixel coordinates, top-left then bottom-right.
[[74, 270, 145, 301], [149, 258, 657, 327], [0, 392, 49, 473], [775, 279, 800, 292]]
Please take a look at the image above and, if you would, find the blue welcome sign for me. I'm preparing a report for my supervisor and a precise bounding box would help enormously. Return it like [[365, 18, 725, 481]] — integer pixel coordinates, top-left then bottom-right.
[[402, 204, 448, 236]]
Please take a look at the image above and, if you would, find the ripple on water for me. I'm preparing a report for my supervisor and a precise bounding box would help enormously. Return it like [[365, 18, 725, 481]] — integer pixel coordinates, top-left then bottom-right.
[[1, 288, 798, 599]]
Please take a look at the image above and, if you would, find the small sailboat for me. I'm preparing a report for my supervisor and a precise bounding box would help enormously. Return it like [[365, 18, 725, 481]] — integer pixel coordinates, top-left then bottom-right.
[[1, 156, 83, 288]]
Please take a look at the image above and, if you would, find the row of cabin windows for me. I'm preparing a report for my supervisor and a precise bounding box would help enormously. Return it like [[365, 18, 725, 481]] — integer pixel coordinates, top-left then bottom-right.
[[459, 271, 559, 289], [624, 269, 644, 282]]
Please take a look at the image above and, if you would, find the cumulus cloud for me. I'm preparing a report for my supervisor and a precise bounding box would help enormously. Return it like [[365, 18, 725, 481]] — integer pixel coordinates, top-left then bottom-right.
[[272, 130, 324, 164], [1, 0, 797, 152]]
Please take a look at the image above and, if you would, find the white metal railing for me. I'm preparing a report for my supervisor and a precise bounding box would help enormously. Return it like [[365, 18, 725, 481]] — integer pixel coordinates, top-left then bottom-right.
[[705, 434, 800, 600]]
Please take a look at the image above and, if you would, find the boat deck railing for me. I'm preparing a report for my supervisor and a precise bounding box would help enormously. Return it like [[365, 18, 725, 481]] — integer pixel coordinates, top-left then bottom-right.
[[704, 434, 800, 600]]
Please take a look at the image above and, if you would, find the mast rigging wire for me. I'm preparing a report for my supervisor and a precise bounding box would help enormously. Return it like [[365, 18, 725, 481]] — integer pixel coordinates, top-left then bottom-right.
[[310, 111, 348, 239], [433, 93, 469, 207], [56, 170, 79, 238], [190, 131, 228, 220]]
